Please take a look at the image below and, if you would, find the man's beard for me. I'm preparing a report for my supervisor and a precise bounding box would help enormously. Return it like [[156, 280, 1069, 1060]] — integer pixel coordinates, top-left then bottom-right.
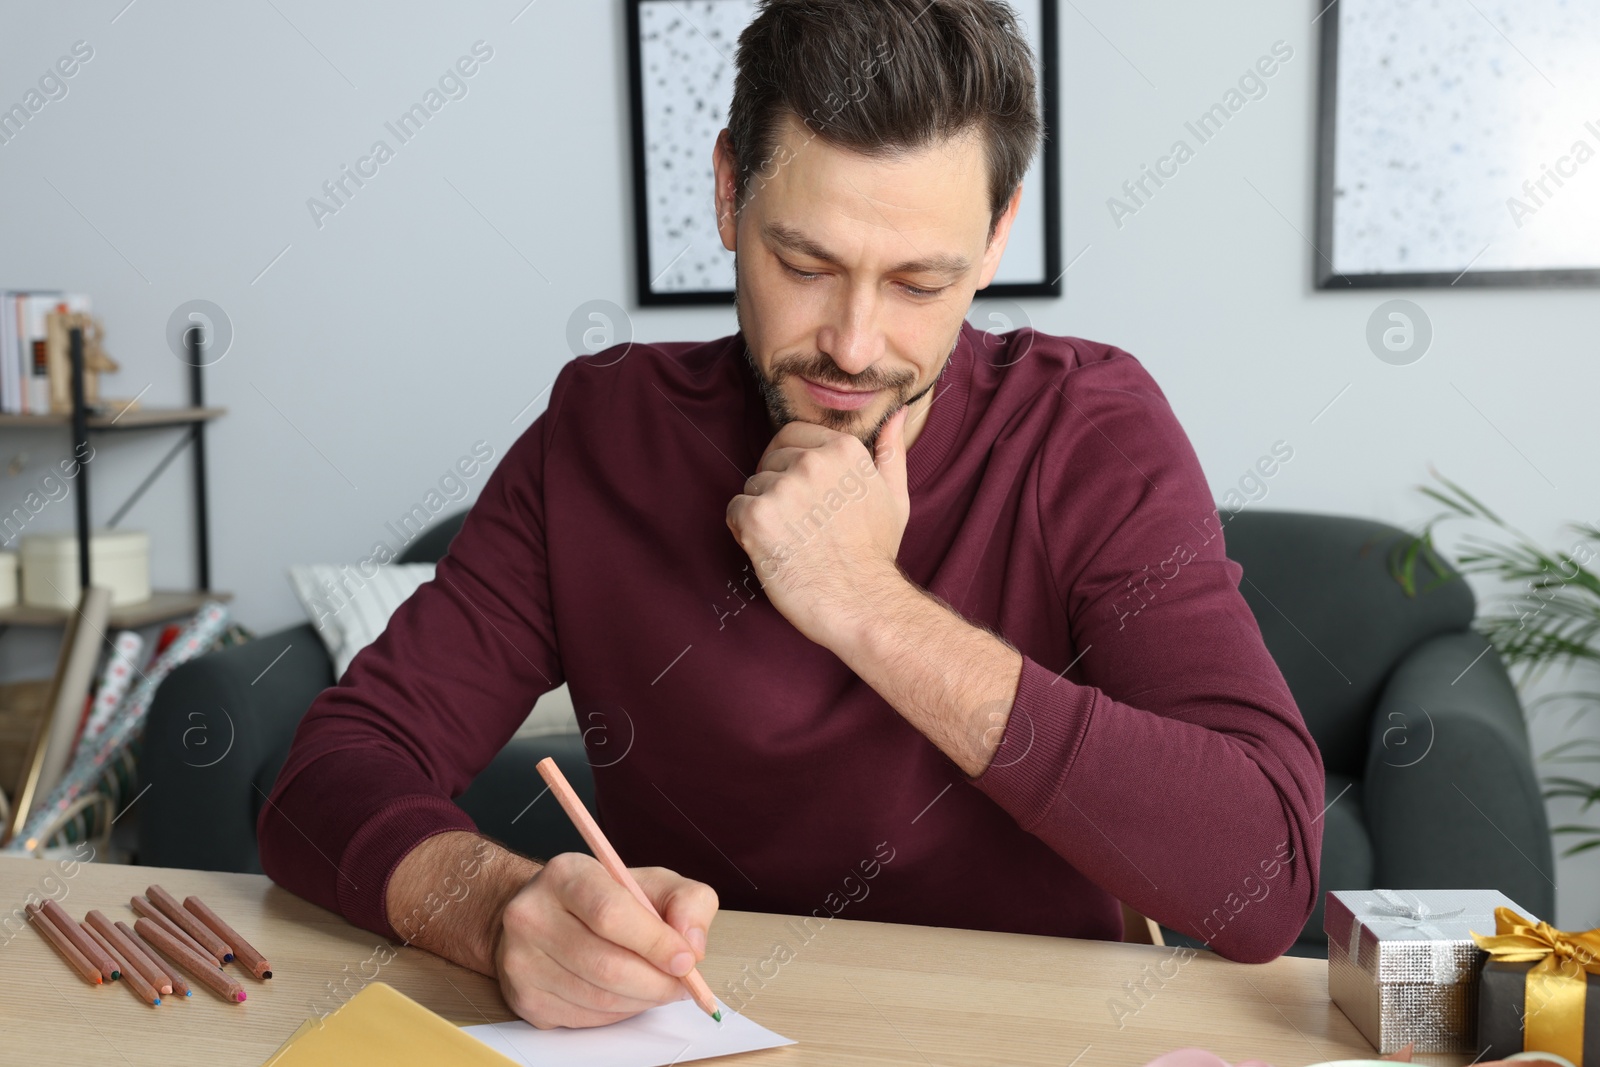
[[734, 254, 951, 455]]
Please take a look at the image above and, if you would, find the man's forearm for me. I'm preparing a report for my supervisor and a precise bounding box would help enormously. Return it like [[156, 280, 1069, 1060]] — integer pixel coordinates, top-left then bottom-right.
[[830, 568, 1024, 777], [384, 830, 542, 976]]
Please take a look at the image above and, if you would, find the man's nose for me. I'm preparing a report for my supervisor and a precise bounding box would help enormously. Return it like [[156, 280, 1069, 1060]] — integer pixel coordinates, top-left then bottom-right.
[[819, 289, 885, 377]]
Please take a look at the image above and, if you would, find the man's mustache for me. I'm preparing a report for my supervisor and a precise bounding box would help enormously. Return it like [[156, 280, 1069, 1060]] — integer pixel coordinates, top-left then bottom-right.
[[768, 357, 913, 392]]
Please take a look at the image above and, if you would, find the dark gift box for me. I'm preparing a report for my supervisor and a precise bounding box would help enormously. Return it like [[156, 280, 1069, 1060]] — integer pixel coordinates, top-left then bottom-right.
[[1474, 907, 1600, 1065], [1478, 959, 1599, 1062]]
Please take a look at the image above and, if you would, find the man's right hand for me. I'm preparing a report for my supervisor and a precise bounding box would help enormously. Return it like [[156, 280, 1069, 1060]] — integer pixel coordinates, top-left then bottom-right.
[[494, 852, 720, 1030]]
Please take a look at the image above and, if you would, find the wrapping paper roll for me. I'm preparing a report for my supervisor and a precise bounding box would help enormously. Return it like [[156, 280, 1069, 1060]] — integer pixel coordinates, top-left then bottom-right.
[[5, 602, 229, 851]]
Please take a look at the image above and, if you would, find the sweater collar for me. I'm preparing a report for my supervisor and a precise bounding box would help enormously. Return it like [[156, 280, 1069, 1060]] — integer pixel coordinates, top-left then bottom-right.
[[906, 322, 973, 493], [737, 322, 973, 495]]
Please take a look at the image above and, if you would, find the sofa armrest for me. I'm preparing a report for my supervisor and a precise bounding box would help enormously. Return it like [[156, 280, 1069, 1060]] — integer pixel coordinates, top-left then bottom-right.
[[138, 624, 335, 873], [1362, 630, 1555, 920]]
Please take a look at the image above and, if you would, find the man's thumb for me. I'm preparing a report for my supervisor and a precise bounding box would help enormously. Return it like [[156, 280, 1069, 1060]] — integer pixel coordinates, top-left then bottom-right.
[[875, 405, 910, 493]]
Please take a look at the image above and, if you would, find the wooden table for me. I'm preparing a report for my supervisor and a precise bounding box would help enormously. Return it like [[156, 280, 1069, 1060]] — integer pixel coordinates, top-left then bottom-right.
[[0, 857, 1461, 1066]]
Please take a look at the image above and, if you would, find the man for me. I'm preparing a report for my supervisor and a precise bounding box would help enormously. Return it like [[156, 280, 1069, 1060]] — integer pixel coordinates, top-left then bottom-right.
[[261, 0, 1324, 1031]]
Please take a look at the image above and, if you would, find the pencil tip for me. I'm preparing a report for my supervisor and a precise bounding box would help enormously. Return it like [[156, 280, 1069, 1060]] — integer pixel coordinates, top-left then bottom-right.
[[712, 1010, 722, 1022], [111, 971, 121, 980], [185, 991, 192, 996], [263, 971, 273, 979], [224, 953, 235, 962], [153, 998, 161, 1006], [236, 991, 247, 1002]]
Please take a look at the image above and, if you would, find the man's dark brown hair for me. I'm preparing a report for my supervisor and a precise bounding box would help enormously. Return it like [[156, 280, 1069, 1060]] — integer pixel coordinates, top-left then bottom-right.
[[726, 0, 1043, 243]]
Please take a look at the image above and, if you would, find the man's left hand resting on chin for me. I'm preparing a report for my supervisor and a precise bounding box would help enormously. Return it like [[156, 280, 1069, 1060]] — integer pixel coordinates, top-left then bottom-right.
[[726, 406, 1024, 779]]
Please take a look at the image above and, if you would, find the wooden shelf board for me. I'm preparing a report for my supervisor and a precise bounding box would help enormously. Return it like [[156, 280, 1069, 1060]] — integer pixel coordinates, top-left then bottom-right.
[[0, 589, 232, 628], [0, 406, 226, 430]]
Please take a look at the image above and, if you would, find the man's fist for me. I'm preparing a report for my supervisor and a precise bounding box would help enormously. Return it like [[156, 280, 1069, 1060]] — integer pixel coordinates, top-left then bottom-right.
[[726, 407, 911, 647], [494, 853, 719, 1030]]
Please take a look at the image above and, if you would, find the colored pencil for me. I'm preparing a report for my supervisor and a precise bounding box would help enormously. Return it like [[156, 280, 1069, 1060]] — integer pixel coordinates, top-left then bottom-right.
[[120, 922, 189, 998], [88, 911, 173, 996], [25, 903, 100, 985], [83, 923, 159, 1006], [40, 899, 118, 981], [131, 895, 220, 966], [183, 896, 271, 979], [534, 757, 721, 1022], [146, 885, 232, 962], [133, 918, 244, 1003]]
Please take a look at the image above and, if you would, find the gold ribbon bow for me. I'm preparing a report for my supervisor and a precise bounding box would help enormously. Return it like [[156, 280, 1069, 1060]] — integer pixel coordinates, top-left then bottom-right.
[[1471, 906, 1600, 1063]]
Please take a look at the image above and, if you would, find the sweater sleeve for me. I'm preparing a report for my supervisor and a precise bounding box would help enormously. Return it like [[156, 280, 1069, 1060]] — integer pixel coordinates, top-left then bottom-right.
[[971, 357, 1325, 963], [257, 388, 566, 941]]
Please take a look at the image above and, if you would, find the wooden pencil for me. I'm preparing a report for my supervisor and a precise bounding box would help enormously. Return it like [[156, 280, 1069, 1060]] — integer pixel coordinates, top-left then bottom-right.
[[84, 923, 159, 1006], [130, 895, 220, 966], [183, 895, 271, 979], [120, 922, 190, 998], [146, 885, 233, 963], [25, 904, 100, 985], [40, 899, 118, 981], [133, 918, 245, 1003], [88, 911, 173, 996], [535, 757, 721, 1022]]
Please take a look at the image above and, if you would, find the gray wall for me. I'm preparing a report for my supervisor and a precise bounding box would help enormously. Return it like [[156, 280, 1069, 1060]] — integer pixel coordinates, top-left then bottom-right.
[[1, 1, 1595, 923]]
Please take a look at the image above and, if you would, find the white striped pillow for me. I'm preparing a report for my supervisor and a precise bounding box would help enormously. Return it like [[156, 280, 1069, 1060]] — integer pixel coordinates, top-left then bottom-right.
[[288, 562, 436, 679], [286, 563, 578, 737]]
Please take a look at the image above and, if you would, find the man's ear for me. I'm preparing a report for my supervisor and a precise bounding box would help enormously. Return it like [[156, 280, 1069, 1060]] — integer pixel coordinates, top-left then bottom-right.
[[975, 183, 1024, 290], [713, 129, 739, 253]]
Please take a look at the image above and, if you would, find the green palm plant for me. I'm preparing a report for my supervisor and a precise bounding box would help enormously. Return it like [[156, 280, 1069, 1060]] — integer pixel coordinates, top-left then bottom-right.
[[1379, 465, 1600, 858]]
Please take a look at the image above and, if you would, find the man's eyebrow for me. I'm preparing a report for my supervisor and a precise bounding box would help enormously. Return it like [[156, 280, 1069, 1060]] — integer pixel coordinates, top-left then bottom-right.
[[761, 221, 971, 277]]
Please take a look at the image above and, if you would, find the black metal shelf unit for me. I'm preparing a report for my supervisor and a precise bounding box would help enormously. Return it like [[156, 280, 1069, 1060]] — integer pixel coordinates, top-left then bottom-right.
[[0, 326, 224, 628], [64, 325, 213, 593]]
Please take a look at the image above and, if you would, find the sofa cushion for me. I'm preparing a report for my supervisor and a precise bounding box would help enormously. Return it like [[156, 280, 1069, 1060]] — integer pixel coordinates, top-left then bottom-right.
[[456, 732, 596, 862]]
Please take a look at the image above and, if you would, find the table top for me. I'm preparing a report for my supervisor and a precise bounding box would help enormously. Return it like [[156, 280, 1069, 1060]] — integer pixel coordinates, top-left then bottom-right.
[[0, 857, 1458, 1067]]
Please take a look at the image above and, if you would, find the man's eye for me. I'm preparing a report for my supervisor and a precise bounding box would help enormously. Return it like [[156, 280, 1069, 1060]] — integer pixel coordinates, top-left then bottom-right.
[[783, 261, 943, 299]]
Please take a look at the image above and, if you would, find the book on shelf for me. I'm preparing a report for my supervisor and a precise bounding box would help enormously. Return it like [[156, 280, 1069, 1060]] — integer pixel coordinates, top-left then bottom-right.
[[0, 291, 112, 417]]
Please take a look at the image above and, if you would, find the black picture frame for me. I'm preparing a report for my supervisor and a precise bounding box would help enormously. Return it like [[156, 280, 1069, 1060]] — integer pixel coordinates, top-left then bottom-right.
[[626, 0, 1062, 306], [1313, 0, 1600, 290]]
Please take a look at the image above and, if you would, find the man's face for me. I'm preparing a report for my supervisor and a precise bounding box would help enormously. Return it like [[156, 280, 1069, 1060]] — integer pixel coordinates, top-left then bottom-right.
[[715, 111, 1019, 452]]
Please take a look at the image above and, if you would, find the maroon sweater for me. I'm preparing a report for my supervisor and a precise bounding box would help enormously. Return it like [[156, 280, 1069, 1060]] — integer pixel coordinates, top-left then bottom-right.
[[259, 322, 1324, 964]]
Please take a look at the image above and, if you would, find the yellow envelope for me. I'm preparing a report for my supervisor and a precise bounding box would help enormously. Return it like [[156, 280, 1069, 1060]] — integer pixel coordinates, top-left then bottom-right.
[[260, 981, 517, 1066]]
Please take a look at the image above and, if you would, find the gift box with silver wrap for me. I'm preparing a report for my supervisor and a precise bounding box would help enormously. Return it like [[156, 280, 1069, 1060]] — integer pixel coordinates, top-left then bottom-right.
[[1324, 888, 1535, 1054]]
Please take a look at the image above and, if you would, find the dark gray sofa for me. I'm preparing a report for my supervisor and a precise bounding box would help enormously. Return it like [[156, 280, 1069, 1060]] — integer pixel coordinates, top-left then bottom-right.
[[138, 508, 1555, 955]]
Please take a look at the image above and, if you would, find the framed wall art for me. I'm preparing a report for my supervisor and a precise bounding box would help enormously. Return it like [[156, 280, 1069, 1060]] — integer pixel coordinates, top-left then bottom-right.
[[626, 0, 1062, 305], [1315, 0, 1600, 288]]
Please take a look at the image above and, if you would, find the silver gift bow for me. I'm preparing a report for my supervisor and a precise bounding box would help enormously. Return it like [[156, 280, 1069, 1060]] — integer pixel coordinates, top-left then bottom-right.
[[1347, 889, 1470, 968]]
